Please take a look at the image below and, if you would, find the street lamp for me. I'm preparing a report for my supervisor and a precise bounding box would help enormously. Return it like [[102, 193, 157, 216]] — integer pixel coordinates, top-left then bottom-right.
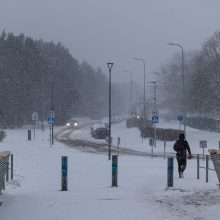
[[107, 62, 114, 160], [168, 42, 186, 137], [148, 81, 157, 148], [133, 57, 146, 130], [124, 70, 133, 116]]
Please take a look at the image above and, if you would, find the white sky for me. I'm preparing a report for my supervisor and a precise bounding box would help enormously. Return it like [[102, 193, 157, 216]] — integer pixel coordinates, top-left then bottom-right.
[[0, 0, 220, 84]]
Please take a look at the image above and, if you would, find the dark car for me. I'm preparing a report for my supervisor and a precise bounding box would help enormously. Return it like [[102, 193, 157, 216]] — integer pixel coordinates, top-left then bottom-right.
[[94, 127, 109, 139], [91, 123, 106, 137]]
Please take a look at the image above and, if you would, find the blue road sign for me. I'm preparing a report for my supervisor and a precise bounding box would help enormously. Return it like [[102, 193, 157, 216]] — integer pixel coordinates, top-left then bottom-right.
[[48, 116, 54, 124], [178, 115, 183, 121], [152, 115, 159, 123]]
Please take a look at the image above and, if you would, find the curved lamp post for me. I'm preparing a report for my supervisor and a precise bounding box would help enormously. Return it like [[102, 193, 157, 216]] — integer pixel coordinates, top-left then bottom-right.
[[124, 70, 133, 116], [133, 57, 146, 129], [168, 43, 186, 137]]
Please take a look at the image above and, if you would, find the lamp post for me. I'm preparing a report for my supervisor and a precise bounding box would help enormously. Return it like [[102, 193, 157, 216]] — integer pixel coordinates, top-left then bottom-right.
[[148, 81, 157, 148], [168, 43, 186, 137], [107, 62, 114, 160], [51, 81, 55, 145], [133, 57, 146, 130], [124, 70, 133, 116]]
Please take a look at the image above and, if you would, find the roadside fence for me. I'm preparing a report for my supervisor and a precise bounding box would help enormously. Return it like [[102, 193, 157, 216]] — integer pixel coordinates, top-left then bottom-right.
[[0, 151, 13, 193]]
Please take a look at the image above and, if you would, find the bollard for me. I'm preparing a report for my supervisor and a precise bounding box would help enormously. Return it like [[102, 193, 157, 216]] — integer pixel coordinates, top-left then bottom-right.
[[28, 130, 31, 141], [206, 155, 209, 183], [61, 156, 68, 191], [167, 157, 173, 187], [197, 154, 200, 179], [112, 155, 118, 187]]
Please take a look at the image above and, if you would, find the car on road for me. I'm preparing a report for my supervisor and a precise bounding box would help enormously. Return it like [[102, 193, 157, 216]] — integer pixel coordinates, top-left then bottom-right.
[[65, 119, 79, 129], [91, 123, 106, 137], [94, 127, 109, 139], [91, 123, 109, 139]]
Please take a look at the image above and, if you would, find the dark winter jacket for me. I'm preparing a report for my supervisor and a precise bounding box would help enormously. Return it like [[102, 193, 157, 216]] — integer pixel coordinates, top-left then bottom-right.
[[173, 139, 191, 160]]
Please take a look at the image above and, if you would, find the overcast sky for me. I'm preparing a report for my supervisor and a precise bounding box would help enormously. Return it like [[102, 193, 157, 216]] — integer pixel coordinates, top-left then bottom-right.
[[0, 0, 220, 84]]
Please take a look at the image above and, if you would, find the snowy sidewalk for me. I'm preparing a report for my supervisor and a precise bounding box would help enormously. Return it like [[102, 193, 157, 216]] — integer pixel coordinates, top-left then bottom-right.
[[0, 125, 219, 220]]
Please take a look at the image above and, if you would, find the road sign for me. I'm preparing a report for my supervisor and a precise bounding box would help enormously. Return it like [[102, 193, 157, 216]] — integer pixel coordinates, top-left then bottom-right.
[[152, 111, 158, 116], [48, 116, 54, 124], [200, 140, 207, 148], [152, 115, 159, 123], [32, 112, 38, 121], [178, 115, 183, 121], [50, 111, 55, 117], [149, 138, 154, 146]]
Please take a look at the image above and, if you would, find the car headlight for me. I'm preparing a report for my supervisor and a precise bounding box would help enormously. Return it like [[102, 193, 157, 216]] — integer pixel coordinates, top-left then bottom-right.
[[74, 122, 78, 127], [66, 123, 70, 126]]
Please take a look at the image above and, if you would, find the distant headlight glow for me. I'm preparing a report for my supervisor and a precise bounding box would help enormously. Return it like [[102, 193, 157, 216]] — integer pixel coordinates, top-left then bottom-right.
[[66, 123, 70, 126]]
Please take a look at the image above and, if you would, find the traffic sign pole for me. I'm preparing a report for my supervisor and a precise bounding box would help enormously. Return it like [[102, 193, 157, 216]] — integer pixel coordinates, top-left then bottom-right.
[[152, 114, 159, 148], [48, 116, 55, 147]]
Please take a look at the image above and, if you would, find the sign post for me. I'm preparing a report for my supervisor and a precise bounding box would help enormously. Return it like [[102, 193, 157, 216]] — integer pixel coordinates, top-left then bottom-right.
[[50, 105, 55, 145], [48, 116, 54, 147], [199, 140, 207, 160], [32, 112, 38, 140], [177, 115, 183, 130], [149, 138, 154, 158], [117, 137, 120, 155], [151, 113, 159, 148]]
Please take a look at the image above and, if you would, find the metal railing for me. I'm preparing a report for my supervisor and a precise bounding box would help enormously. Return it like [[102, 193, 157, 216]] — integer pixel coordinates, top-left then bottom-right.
[[0, 151, 13, 193], [208, 149, 220, 187]]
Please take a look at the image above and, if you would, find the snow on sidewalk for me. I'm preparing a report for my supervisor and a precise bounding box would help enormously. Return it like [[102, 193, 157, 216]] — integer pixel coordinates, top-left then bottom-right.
[[0, 123, 220, 220]]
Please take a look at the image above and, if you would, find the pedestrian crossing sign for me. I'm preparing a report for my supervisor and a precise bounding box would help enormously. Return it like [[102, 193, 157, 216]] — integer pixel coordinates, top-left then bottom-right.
[[48, 116, 54, 124]]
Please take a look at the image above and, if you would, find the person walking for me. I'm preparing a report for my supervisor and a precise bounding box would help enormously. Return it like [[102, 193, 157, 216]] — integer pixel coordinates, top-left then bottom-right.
[[173, 133, 192, 178]]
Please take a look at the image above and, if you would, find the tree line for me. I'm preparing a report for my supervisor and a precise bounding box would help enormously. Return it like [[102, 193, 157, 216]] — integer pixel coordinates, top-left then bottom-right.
[[155, 31, 220, 120], [0, 31, 128, 128]]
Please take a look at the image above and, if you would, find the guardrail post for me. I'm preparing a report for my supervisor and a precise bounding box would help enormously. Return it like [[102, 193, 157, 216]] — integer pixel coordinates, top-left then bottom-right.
[[206, 155, 209, 183], [167, 157, 173, 187], [197, 154, 200, 179], [11, 154, 13, 180]]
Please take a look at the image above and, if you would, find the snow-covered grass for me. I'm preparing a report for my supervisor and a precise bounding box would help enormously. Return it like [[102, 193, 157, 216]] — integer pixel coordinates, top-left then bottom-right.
[[0, 119, 220, 220]]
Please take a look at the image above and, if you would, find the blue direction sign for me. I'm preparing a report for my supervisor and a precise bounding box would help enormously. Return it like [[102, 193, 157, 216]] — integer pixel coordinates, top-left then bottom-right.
[[152, 115, 159, 124], [48, 116, 54, 124], [177, 115, 183, 121]]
